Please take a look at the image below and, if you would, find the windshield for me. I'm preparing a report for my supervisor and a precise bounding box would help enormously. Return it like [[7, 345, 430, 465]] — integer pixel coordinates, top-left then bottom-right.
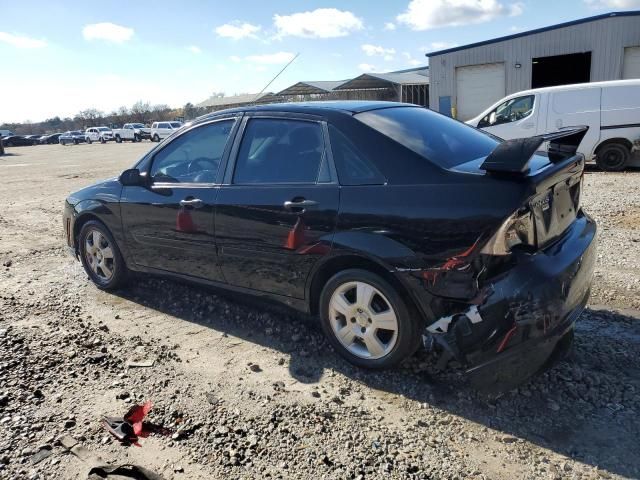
[[170, 122, 182, 128], [71, 131, 83, 135], [356, 107, 499, 169], [132, 123, 144, 128], [98, 127, 110, 131]]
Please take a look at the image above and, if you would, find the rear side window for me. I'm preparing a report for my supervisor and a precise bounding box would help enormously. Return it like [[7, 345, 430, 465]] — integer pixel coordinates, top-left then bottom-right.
[[233, 118, 325, 184], [328, 125, 384, 185], [356, 107, 499, 169]]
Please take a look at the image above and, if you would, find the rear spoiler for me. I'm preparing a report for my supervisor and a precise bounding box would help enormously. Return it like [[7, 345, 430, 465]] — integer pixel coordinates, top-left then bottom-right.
[[480, 126, 589, 175]]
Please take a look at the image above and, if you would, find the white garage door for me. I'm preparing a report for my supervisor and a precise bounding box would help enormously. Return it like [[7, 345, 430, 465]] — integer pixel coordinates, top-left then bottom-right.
[[622, 46, 640, 79], [456, 63, 506, 120]]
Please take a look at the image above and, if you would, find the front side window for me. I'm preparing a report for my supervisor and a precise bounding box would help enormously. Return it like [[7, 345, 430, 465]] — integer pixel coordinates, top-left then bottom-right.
[[170, 122, 182, 129], [233, 118, 325, 184], [150, 120, 234, 184], [478, 95, 535, 128]]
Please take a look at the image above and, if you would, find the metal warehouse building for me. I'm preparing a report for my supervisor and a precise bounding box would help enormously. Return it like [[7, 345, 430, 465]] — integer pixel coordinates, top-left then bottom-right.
[[427, 11, 640, 120]]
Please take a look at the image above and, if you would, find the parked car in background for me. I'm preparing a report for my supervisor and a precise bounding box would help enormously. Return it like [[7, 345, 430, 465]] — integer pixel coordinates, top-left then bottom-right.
[[24, 135, 42, 143], [63, 101, 597, 390], [467, 79, 640, 171], [150, 121, 182, 142], [1, 135, 35, 147], [0, 129, 15, 137], [112, 123, 151, 143], [60, 131, 88, 145], [38, 133, 62, 144], [85, 127, 113, 144]]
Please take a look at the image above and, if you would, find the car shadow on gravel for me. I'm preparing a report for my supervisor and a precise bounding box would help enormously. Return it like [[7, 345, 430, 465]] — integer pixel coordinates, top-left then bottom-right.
[[112, 276, 640, 479]]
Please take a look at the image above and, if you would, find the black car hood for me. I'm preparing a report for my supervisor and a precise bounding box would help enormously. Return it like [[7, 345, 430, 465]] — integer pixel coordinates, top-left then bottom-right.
[[67, 177, 122, 206]]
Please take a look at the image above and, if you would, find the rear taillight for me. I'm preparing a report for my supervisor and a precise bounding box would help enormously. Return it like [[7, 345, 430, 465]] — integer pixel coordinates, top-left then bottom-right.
[[480, 209, 535, 256]]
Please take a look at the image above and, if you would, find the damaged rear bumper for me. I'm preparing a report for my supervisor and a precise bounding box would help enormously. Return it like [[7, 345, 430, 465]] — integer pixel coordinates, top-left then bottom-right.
[[423, 212, 597, 390]]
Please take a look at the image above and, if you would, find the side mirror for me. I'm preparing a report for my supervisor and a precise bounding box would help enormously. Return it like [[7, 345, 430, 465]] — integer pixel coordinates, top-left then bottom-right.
[[489, 112, 497, 125], [119, 168, 144, 186]]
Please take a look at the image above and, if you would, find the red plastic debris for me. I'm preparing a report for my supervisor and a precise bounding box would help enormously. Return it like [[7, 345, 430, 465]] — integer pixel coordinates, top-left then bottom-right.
[[124, 400, 153, 436]]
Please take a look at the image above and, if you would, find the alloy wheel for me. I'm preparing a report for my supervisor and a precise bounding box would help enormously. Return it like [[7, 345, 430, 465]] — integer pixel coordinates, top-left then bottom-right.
[[328, 281, 399, 360], [84, 229, 115, 282]]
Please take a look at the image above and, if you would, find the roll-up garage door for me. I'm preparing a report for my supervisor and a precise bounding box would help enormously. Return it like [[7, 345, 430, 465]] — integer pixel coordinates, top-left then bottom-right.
[[622, 46, 640, 79], [456, 63, 505, 120]]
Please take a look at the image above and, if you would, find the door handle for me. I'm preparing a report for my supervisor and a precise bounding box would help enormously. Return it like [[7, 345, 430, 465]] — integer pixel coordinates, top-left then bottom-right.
[[283, 199, 318, 211], [180, 198, 204, 209]]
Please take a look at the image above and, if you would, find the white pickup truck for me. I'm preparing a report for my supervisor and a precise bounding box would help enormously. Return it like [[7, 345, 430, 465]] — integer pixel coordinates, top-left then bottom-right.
[[112, 123, 151, 143]]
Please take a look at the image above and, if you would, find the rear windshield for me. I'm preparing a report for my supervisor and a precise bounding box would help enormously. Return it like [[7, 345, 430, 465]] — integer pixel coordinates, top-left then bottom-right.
[[355, 107, 499, 169]]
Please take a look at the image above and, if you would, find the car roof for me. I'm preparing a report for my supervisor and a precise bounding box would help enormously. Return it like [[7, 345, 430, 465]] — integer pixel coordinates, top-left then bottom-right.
[[195, 100, 418, 122]]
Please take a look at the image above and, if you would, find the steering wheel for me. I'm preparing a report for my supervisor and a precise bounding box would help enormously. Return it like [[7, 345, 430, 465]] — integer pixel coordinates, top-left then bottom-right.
[[187, 157, 215, 174]]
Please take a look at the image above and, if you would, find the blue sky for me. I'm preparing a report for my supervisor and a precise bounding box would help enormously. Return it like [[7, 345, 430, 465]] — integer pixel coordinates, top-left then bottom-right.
[[1, 0, 638, 123]]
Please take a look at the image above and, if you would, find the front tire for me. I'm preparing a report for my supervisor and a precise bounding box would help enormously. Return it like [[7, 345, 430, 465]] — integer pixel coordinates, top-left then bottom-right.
[[87, 138, 92, 144], [78, 220, 127, 290], [74, 139, 78, 145], [153, 134, 160, 142], [319, 269, 421, 369], [596, 142, 630, 172], [100, 137, 106, 144], [115, 135, 122, 143], [134, 134, 140, 142]]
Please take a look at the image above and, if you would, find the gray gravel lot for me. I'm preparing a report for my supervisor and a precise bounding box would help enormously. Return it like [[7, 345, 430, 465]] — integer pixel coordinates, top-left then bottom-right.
[[0, 143, 639, 479]]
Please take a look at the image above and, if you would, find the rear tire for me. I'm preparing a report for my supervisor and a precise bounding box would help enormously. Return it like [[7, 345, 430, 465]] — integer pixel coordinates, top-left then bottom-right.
[[78, 220, 127, 290], [87, 138, 92, 144], [74, 139, 78, 145], [596, 142, 630, 172], [319, 269, 422, 369]]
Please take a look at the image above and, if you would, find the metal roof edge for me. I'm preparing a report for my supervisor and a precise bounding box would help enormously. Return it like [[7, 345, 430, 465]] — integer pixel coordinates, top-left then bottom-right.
[[425, 11, 640, 57]]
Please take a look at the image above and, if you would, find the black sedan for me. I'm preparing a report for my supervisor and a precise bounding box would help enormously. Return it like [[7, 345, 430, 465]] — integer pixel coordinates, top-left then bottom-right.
[[39, 133, 62, 144], [59, 131, 87, 145], [63, 101, 596, 389], [2, 135, 35, 147]]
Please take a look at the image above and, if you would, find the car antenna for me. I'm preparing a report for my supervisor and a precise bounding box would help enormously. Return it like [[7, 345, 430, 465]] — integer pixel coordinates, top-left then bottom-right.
[[251, 52, 300, 104]]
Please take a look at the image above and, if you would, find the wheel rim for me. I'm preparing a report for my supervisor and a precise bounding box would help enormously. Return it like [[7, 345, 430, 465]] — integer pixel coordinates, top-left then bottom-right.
[[328, 281, 399, 360], [84, 229, 115, 282], [602, 147, 625, 169]]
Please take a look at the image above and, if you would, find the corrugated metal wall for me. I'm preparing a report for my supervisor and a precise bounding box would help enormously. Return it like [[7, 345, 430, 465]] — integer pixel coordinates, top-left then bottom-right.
[[428, 15, 640, 114]]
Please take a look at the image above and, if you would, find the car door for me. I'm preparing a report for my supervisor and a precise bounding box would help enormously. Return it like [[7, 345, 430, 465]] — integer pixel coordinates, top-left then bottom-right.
[[477, 94, 537, 139], [120, 116, 240, 281], [546, 88, 601, 155], [215, 114, 339, 299]]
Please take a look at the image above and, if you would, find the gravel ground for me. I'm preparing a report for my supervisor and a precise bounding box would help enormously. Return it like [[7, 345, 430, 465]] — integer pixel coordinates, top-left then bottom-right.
[[0, 143, 639, 480]]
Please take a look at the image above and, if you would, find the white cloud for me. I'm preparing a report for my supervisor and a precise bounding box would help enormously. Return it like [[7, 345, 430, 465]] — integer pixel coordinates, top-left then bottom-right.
[[361, 44, 396, 60], [585, 0, 640, 6], [245, 51, 295, 64], [397, 0, 523, 30], [274, 8, 363, 38], [0, 32, 47, 49], [358, 63, 376, 72], [187, 45, 201, 54], [402, 52, 425, 66], [384, 22, 397, 31], [82, 22, 134, 43], [230, 55, 242, 62], [430, 41, 459, 50], [215, 22, 261, 40]]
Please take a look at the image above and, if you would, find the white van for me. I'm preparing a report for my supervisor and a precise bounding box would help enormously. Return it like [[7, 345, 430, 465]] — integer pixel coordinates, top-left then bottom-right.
[[150, 121, 182, 142], [467, 80, 640, 171]]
